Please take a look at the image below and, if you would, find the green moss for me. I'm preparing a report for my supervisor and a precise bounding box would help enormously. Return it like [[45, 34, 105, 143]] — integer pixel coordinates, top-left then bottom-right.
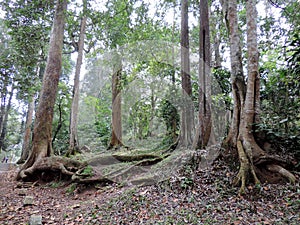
[[81, 165, 93, 176]]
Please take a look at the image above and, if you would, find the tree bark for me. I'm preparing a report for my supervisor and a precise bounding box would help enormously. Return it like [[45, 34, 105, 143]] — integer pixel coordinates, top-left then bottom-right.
[[224, 0, 296, 194], [193, 0, 212, 149], [108, 54, 123, 150], [232, 0, 262, 194], [67, 8, 87, 156], [17, 0, 67, 180], [179, 0, 194, 148], [17, 96, 35, 164], [171, 8, 179, 144], [211, 4, 222, 69], [222, 0, 246, 149]]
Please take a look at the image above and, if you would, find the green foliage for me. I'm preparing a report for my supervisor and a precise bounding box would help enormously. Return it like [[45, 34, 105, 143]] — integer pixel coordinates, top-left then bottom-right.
[[287, 33, 300, 76], [212, 68, 232, 110], [81, 165, 93, 176], [94, 119, 111, 147], [78, 94, 111, 148], [52, 82, 72, 155], [128, 99, 152, 140], [3, 106, 23, 155], [158, 98, 179, 137], [259, 66, 300, 158], [1, 0, 53, 101], [0, 19, 15, 95], [179, 164, 195, 190], [93, 97, 111, 147]]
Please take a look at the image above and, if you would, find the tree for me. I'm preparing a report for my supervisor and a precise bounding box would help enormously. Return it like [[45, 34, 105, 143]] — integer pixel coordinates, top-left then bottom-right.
[[223, 0, 295, 194], [104, 0, 139, 150], [67, 0, 87, 156], [179, 0, 194, 148], [18, 0, 67, 179], [2, 0, 53, 160], [17, 96, 34, 164], [108, 52, 124, 150], [193, 0, 212, 149]]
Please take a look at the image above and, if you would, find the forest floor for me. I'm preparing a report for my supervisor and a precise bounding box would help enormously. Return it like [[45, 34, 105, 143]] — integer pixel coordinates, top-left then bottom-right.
[[0, 159, 299, 225]]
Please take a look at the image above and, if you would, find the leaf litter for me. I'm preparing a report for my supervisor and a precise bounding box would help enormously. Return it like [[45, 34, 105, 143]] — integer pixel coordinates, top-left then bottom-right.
[[0, 159, 299, 224]]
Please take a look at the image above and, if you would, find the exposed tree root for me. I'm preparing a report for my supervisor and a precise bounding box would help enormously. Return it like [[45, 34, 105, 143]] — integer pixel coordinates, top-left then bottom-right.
[[232, 139, 296, 194], [16, 151, 169, 185], [112, 153, 164, 162], [17, 156, 86, 181], [233, 140, 260, 194], [254, 154, 289, 166], [266, 164, 296, 184], [162, 139, 179, 154], [72, 157, 163, 185], [71, 167, 113, 184]]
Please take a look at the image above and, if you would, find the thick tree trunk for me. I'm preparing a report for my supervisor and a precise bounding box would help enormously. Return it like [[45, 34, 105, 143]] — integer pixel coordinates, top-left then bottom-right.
[[224, 0, 296, 194], [67, 13, 87, 156], [108, 56, 123, 150], [179, 0, 194, 148], [222, 0, 246, 149], [17, 97, 35, 164], [193, 0, 212, 149], [17, 0, 67, 180], [233, 0, 263, 194]]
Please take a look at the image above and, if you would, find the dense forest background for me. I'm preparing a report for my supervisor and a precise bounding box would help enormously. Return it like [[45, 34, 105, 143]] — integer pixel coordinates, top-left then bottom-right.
[[0, 0, 299, 191]]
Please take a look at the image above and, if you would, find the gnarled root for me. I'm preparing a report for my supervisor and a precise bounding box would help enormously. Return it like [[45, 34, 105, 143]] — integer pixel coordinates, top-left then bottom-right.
[[233, 140, 260, 194], [266, 164, 296, 184], [233, 139, 297, 195], [17, 156, 85, 181]]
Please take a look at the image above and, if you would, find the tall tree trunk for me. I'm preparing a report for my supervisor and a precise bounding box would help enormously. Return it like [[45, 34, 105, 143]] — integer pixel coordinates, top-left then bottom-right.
[[108, 54, 123, 150], [232, 0, 261, 194], [222, 0, 246, 149], [179, 0, 194, 148], [193, 0, 212, 149], [17, 0, 67, 180], [17, 96, 35, 164], [67, 7, 87, 156], [0, 80, 8, 152], [224, 0, 295, 194], [0, 85, 14, 152], [171, 3, 179, 143], [212, 5, 222, 69]]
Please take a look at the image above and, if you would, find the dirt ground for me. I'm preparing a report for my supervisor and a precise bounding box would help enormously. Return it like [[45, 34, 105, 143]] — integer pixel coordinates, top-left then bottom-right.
[[0, 161, 299, 225]]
